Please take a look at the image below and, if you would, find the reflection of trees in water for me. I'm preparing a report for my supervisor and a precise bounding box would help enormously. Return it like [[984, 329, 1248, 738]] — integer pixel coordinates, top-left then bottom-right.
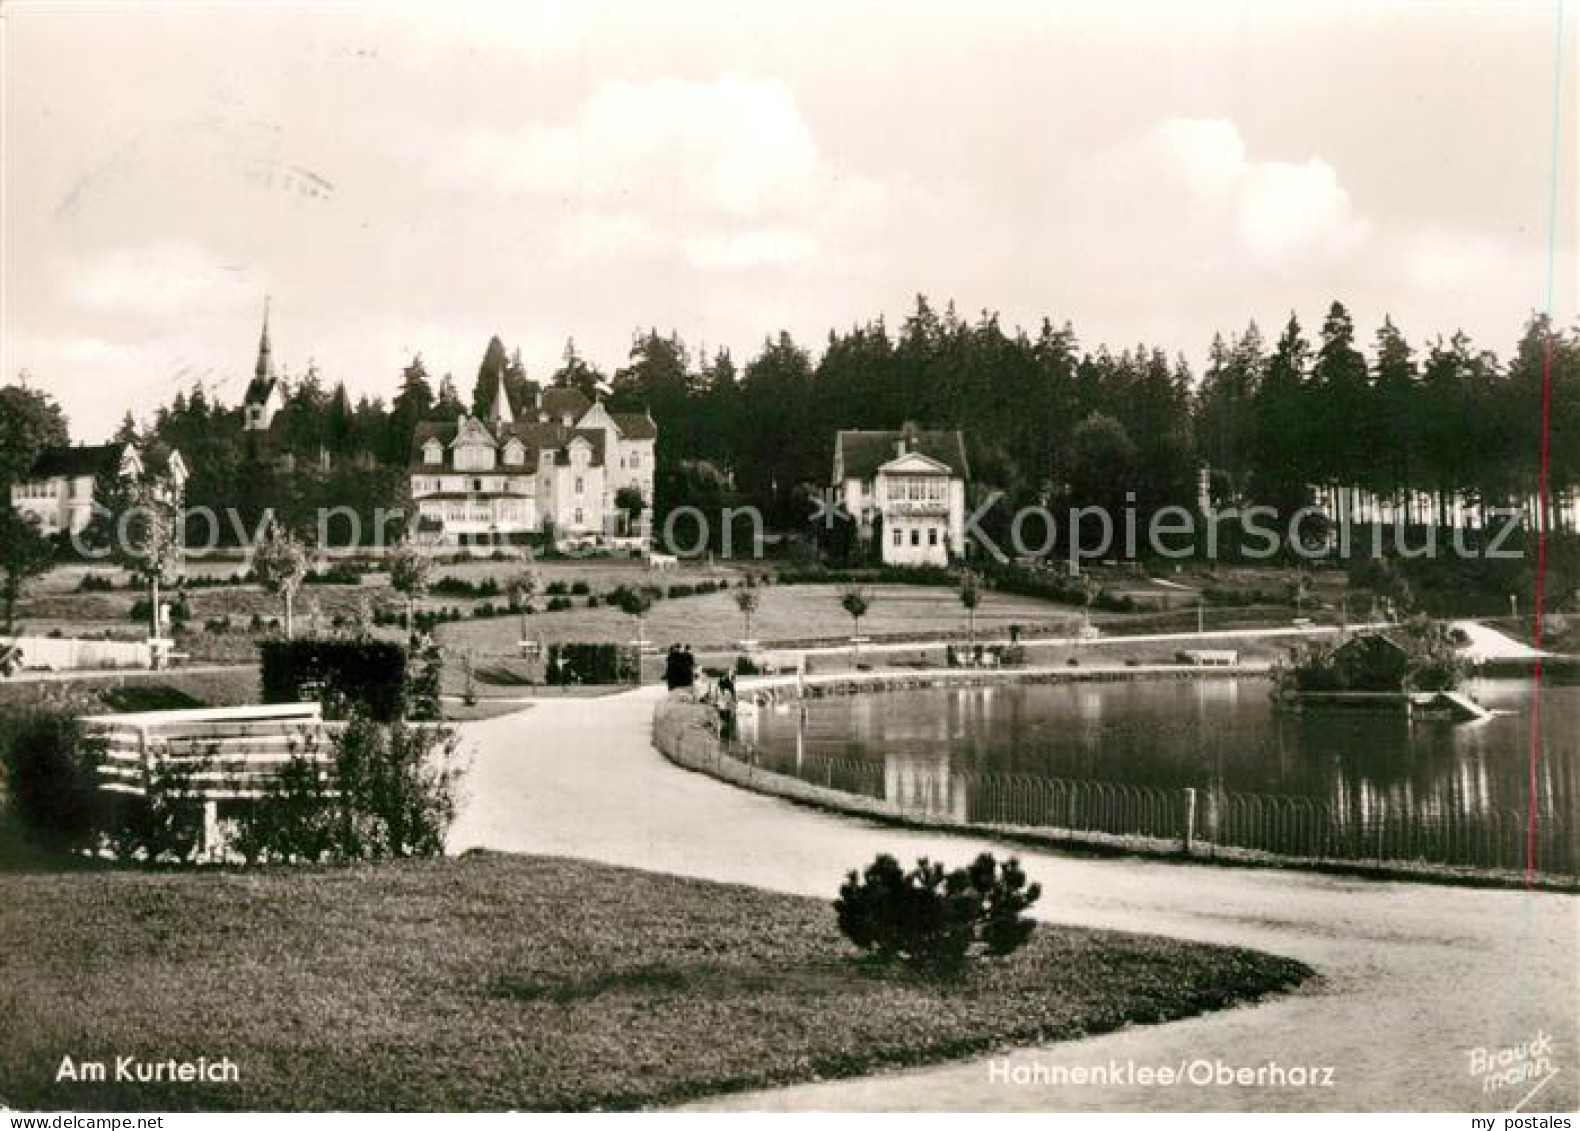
[[760, 679, 1575, 823]]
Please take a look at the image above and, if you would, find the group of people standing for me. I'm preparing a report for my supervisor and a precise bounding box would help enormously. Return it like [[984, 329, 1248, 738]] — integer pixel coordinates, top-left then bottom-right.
[[662, 643, 696, 690], [663, 643, 739, 741]]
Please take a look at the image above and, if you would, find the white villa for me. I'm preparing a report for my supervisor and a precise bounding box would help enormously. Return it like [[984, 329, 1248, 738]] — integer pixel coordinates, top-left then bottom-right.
[[10, 442, 187, 536], [409, 373, 656, 548], [832, 425, 969, 566]]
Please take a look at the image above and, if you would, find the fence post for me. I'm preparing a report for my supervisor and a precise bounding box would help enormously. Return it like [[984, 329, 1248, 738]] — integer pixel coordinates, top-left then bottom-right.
[[1182, 787, 1196, 856]]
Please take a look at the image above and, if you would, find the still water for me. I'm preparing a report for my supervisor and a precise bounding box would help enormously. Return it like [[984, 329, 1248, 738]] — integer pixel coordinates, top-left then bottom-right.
[[749, 677, 1579, 823]]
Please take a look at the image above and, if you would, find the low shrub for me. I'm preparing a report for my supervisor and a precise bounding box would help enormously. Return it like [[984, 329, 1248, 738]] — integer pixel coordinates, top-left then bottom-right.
[[431, 575, 501, 599], [305, 564, 365, 586], [104, 753, 209, 864], [129, 596, 191, 624], [232, 718, 465, 863], [777, 564, 956, 587], [0, 711, 106, 854], [835, 853, 1041, 971]]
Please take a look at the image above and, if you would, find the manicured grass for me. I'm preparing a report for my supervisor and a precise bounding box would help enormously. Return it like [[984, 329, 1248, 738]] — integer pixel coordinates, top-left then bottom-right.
[[0, 852, 1310, 1112], [0, 668, 261, 719], [440, 583, 1078, 653]]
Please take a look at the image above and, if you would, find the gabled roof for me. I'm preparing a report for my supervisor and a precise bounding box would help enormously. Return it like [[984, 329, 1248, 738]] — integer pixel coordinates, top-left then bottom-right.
[[556, 429, 607, 466], [25, 444, 126, 480], [1334, 632, 1411, 658], [449, 416, 497, 448], [140, 443, 186, 481], [878, 449, 954, 476], [244, 376, 279, 406], [610, 411, 658, 440], [408, 417, 606, 470], [541, 386, 593, 421], [834, 429, 969, 482]]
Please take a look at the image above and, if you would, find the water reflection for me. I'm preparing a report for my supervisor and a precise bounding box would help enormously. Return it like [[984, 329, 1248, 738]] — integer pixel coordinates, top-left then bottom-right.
[[755, 678, 1578, 824]]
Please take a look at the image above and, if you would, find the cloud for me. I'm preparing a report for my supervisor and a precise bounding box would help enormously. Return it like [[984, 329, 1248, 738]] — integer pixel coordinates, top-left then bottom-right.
[[1153, 116, 1370, 267], [60, 242, 247, 318], [686, 228, 818, 270], [446, 74, 820, 219]]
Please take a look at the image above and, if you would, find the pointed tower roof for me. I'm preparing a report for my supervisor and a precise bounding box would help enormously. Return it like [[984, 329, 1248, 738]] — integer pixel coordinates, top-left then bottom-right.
[[254, 297, 274, 380], [245, 298, 280, 408], [488, 359, 514, 425]]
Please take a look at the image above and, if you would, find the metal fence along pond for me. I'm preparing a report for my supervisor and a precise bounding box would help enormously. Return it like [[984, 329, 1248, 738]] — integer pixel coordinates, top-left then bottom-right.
[[739, 748, 1578, 878]]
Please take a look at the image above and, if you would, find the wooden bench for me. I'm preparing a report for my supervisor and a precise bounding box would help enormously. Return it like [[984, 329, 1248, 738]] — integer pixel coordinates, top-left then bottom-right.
[[83, 703, 339, 858]]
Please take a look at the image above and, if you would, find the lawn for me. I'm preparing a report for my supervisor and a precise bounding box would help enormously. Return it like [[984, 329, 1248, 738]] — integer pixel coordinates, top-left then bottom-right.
[[439, 583, 1079, 654], [0, 852, 1311, 1111], [0, 668, 262, 720]]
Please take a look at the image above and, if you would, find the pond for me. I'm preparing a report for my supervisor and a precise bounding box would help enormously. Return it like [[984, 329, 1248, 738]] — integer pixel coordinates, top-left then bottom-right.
[[744, 676, 1579, 872]]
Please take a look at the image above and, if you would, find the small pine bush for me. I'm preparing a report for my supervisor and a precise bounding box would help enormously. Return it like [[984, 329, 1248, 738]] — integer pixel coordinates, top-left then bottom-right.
[[835, 852, 1041, 971]]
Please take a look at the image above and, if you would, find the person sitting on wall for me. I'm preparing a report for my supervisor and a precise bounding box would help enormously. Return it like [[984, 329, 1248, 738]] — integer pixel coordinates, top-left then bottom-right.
[[663, 644, 683, 691], [677, 644, 696, 690]]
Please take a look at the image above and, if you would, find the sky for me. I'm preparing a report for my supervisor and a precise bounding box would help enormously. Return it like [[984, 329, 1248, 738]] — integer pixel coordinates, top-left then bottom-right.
[[3, 0, 1575, 442]]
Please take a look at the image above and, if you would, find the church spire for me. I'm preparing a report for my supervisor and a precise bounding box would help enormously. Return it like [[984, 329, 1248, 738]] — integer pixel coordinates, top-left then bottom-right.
[[488, 358, 514, 425], [255, 296, 275, 380]]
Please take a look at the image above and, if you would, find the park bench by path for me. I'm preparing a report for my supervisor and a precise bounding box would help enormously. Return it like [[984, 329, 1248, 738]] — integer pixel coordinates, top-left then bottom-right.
[[83, 702, 339, 858]]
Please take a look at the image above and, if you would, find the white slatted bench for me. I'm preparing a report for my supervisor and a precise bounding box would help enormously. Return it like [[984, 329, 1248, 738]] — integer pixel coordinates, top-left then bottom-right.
[[83, 703, 341, 857]]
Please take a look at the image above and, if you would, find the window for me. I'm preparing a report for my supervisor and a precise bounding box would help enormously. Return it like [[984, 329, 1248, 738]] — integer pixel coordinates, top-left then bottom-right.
[[928, 528, 939, 546], [630, 451, 641, 469], [455, 442, 495, 471], [892, 528, 903, 546], [910, 529, 920, 546], [423, 441, 443, 465], [574, 508, 584, 525], [575, 476, 584, 494], [472, 478, 483, 493]]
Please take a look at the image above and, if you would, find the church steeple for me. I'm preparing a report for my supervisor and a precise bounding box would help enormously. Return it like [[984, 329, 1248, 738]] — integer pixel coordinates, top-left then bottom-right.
[[254, 297, 275, 380], [488, 359, 514, 425]]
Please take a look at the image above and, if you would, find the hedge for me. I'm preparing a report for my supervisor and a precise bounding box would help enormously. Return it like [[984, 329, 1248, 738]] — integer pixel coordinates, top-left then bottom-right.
[[260, 638, 409, 722]]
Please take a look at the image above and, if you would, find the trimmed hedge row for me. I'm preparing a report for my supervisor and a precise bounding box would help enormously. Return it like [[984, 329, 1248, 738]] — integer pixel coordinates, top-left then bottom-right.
[[260, 639, 409, 722]]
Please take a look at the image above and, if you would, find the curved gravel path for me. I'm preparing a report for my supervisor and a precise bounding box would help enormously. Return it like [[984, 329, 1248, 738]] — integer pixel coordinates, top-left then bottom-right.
[[448, 686, 1577, 1112]]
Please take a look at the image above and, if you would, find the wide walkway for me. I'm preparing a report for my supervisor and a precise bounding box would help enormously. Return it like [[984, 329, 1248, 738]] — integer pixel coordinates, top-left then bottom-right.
[[448, 685, 1577, 1112]]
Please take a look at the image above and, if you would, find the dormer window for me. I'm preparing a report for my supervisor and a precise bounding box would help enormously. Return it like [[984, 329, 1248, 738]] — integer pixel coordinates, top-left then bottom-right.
[[454, 441, 495, 471], [423, 440, 443, 465], [503, 439, 525, 466]]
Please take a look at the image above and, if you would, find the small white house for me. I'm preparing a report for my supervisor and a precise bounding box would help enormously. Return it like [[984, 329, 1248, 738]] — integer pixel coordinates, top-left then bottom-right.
[[10, 443, 187, 537], [832, 425, 969, 566]]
